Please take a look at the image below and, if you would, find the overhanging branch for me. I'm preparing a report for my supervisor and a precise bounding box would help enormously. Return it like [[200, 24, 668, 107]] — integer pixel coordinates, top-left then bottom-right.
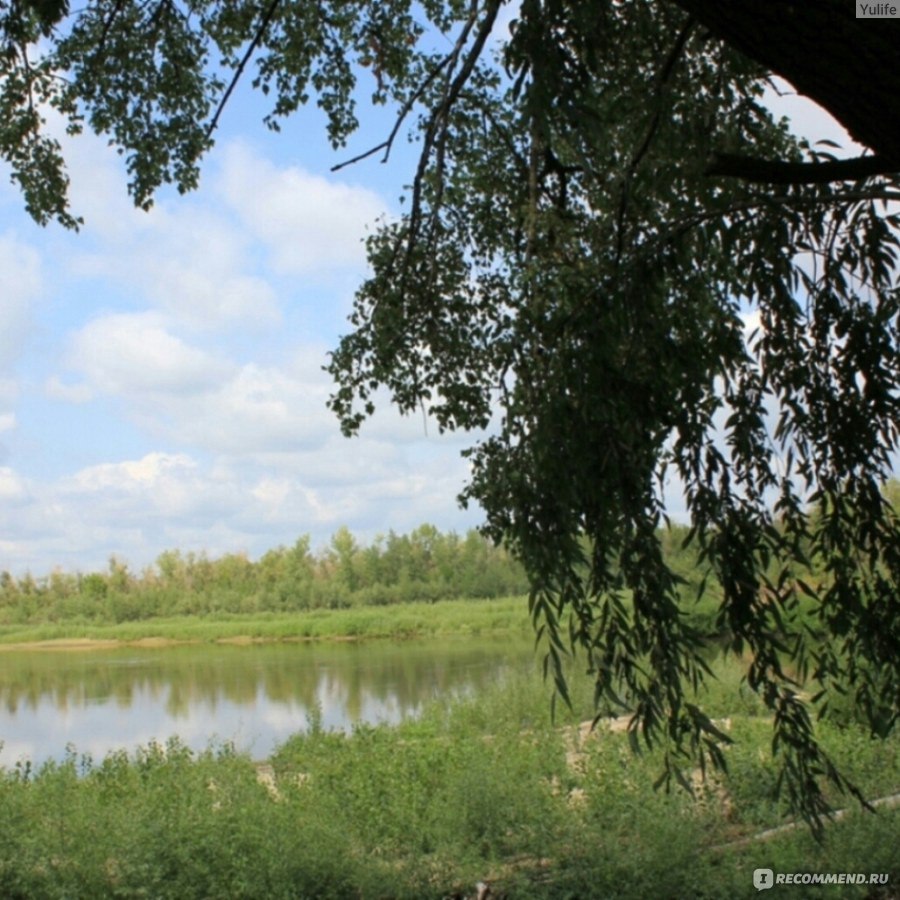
[[705, 152, 899, 185], [205, 0, 283, 139]]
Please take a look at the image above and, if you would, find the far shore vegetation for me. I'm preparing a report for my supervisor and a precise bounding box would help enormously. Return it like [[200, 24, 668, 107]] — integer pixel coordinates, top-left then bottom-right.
[[0, 597, 535, 648], [0, 525, 533, 646], [0, 510, 850, 647]]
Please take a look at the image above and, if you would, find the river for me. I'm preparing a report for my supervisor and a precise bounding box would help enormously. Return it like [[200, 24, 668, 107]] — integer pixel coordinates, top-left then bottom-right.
[[0, 636, 537, 769]]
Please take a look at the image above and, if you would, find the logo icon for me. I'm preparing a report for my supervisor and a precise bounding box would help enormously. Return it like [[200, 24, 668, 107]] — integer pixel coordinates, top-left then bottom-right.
[[754, 868, 775, 891]]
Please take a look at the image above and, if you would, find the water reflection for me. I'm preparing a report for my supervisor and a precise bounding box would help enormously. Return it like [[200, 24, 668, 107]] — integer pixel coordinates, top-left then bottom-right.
[[0, 637, 536, 767]]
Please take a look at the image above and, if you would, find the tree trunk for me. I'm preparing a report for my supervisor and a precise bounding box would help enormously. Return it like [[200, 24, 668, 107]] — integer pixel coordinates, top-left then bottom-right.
[[671, 0, 900, 164]]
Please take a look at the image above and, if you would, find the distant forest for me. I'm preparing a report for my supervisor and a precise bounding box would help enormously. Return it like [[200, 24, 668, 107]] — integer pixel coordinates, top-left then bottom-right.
[[0, 526, 531, 624], [6, 480, 899, 628]]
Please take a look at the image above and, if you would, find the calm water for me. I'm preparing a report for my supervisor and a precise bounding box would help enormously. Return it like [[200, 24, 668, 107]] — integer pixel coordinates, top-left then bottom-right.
[[0, 637, 536, 768]]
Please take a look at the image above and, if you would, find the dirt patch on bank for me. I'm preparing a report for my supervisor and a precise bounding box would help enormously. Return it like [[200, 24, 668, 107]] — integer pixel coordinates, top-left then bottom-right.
[[0, 636, 198, 652]]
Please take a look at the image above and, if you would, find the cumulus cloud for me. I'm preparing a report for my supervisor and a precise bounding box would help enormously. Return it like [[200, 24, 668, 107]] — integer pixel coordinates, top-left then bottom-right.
[[44, 123, 280, 333], [63, 327, 333, 454], [67, 452, 198, 494], [118, 204, 282, 331], [64, 318, 477, 461], [0, 467, 28, 503], [66, 205, 283, 334], [0, 432, 480, 577], [69, 312, 233, 397], [173, 361, 335, 454], [0, 123, 485, 577], [218, 142, 388, 276]]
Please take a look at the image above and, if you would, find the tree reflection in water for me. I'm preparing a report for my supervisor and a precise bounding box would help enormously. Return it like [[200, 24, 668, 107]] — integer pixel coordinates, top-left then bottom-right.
[[0, 637, 535, 766]]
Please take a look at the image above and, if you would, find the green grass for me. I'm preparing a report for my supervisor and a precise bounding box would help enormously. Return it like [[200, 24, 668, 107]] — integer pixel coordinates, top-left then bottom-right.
[[1, 663, 897, 898], [0, 595, 534, 647]]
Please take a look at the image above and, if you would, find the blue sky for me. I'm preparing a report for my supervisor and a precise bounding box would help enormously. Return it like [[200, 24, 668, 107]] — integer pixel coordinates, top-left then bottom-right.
[[0, 57, 854, 577]]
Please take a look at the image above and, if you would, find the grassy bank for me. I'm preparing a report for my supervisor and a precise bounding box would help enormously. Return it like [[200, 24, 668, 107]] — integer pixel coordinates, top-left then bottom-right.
[[0, 595, 533, 649], [0, 664, 897, 899]]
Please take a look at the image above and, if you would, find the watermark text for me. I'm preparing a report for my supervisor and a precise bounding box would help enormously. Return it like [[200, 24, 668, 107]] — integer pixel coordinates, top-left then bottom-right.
[[857, 3, 900, 17], [754, 869, 890, 891]]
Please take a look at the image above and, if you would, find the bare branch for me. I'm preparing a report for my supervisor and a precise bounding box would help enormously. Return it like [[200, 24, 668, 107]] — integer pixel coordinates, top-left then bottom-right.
[[706, 152, 900, 185]]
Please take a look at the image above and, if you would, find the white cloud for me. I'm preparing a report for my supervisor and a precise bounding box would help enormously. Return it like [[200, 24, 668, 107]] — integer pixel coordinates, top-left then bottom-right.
[[63, 325, 338, 456], [68, 452, 197, 494], [46, 123, 282, 333], [0, 467, 27, 503], [0, 416, 482, 574], [47, 452, 250, 547], [173, 362, 334, 454], [123, 205, 282, 331], [0, 123, 486, 578], [60, 123, 151, 238], [45, 376, 93, 404], [0, 232, 41, 370], [218, 142, 388, 276], [69, 312, 232, 397]]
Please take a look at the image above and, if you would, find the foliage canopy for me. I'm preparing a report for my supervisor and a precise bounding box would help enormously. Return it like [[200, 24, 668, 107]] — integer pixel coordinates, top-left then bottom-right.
[[3, 0, 900, 827]]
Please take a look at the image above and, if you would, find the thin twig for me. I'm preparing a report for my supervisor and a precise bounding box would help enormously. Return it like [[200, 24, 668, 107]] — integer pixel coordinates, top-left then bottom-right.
[[96, 0, 127, 58], [405, 0, 483, 250], [331, 55, 452, 173]]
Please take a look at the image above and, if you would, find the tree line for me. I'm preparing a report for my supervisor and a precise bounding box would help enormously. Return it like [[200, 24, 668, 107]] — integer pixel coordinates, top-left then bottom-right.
[[0, 525, 530, 625], [0, 502, 865, 630]]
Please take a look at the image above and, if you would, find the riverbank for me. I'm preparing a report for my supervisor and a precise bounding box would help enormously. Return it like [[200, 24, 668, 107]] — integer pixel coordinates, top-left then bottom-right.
[[1, 666, 897, 899], [0, 595, 533, 650]]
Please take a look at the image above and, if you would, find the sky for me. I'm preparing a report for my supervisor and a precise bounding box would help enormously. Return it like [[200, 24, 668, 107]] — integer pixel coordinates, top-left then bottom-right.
[[0, 44, 859, 577]]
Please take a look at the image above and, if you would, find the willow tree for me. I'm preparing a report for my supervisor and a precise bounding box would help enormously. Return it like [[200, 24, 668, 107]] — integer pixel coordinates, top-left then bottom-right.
[[3, 0, 899, 826]]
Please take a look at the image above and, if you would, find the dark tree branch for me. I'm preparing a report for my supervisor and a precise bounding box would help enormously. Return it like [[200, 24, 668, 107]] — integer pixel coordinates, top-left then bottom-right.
[[669, 0, 900, 161], [205, 0, 283, 140], [406, 0, 500, 255], [331, 55, 452, 173], [97, 0, 127, 57], [615, 15, 695, 270], [706, 152, 900, 185]]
